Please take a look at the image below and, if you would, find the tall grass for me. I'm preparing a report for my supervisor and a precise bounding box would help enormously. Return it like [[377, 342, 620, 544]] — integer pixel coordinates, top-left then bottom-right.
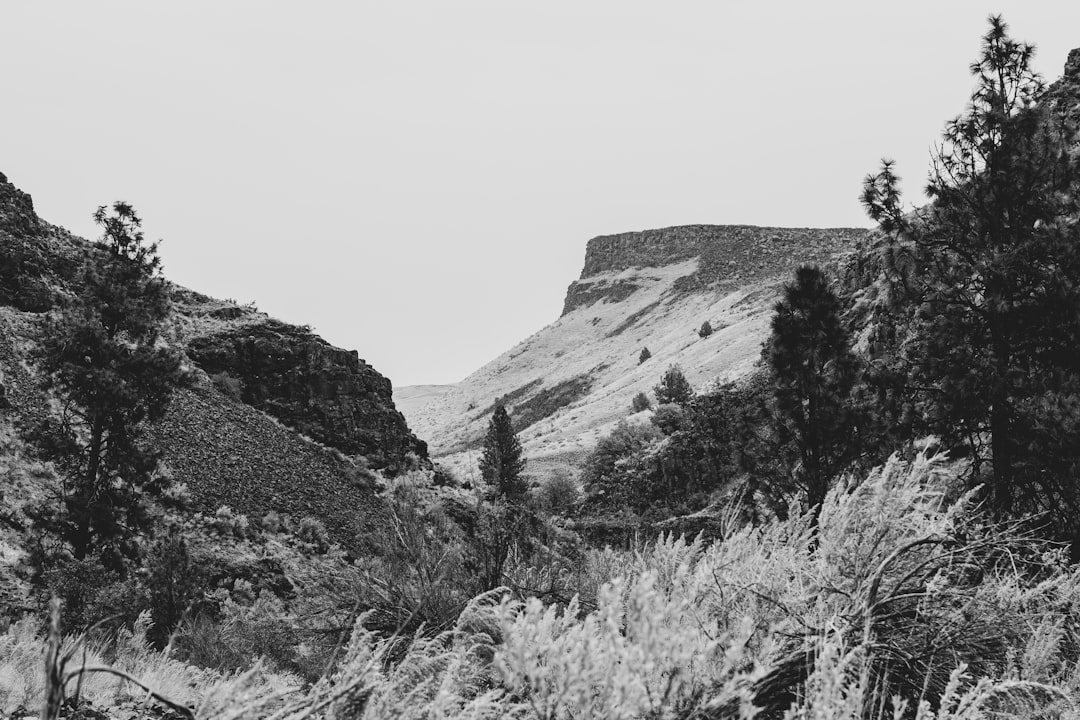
[[4, 452, 1080, 718]]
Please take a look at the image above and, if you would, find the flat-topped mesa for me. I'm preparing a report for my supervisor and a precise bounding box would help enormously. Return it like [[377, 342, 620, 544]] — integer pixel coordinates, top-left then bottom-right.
[[563, 224, 871, 315]]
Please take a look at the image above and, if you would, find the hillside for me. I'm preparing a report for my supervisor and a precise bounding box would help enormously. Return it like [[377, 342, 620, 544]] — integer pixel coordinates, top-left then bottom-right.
[[397, 224, 870, 479], [0, 172, 426, 550]]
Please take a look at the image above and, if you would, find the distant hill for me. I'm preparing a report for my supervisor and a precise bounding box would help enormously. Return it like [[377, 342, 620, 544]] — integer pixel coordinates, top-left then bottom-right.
[[0, 172, 426, 550], [396, 224, 871, 481]]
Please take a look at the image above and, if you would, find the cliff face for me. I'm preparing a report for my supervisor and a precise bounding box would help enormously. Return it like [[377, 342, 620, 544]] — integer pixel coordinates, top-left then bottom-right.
[[185, 317, 427, 469], [563, 225, 869, 315], [0, 174, 83, 312], [0, 171, 426, 543], [1045, 47, 1080, 132]]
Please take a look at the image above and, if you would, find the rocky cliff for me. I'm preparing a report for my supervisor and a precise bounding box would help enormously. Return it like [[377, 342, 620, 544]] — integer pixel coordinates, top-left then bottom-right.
[[0, 171, 426, 545], [563, 225, 867, 315], [184, 315, 427, 469]]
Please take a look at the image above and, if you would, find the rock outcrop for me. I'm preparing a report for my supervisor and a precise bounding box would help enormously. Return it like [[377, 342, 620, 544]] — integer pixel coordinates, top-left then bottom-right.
[[563, 225, 868, 315], [186, 318, 427, 470]]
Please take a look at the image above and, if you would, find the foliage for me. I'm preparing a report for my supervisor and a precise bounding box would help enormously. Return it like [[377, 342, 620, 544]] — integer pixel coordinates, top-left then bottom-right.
[[629, 391, 651, 413], [861, 16, 1080, 539], [533, 471, 580, 517], [144, 525, 204, 647], [7, 453, 1080, 718], [767, 265, 860, 518], [580, 421, 661, 512], [697, 319, 714, 338], [479, 404, 527, 503], [638, 347, 651, 364], [35, 202, 184, 568], [653, 364, 693, 406], [297, 516, 331, 554]]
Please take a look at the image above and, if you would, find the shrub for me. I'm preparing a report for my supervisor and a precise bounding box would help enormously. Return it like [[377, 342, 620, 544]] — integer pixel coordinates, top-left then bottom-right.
[[630, 391, 651, 413], [211, 506, 251, 539], [638, 347, 651, 364], [698, 319, 714, 337], [654, 364, 693, 405], [581, 421, 662, 511], [534, 471, 581, 516], [296, 517, 331, 554], [144, 527, 205, 647], [259, 510, 283, 534], [650, 402, 689, 435], [209, 371, 244, 401]]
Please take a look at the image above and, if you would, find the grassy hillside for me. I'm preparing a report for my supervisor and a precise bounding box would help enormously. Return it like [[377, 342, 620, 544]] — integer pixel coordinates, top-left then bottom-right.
[[398, 226, 869, 482]]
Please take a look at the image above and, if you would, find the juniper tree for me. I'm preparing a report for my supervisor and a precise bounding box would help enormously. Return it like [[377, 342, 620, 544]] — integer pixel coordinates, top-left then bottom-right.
[[862, 16, 1080, 530], [631, 391, 652, 413], [654, 364, 693, 405], [39, 202, 184, 567], [767, 265, 858, 517], [479, 403, 527, 503]]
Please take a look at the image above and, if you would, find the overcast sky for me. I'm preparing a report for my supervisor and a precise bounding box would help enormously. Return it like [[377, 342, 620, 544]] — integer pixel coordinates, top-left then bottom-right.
[[4, 3, 1080, 386]]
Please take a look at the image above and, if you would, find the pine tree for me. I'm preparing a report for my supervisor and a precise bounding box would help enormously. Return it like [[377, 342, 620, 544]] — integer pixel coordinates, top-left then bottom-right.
[[479, 404, 527, 502], [39, 202, 184, 567], [767, 265, 858, 517], [654, 365, 693, 405], [698, 320, 714, 338], [862, 16, 1080, 530], [638, 347, 652, 364]]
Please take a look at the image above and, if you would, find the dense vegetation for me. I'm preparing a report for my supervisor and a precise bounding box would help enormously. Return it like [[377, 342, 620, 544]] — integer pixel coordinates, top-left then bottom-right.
[[3, 15, 1080, 720]]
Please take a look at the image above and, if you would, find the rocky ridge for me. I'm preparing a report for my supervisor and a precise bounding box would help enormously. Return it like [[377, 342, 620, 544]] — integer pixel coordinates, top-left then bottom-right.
[[0, 172, 424, 546], [564, 225, 867, 314]]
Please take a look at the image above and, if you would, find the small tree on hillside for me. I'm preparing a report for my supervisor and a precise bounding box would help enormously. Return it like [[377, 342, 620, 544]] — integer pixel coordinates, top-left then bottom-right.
[[38, 202, 184, 568], [698, 320, 714, 338], [638, 347, 652, 364], [631, 392, 652, 413], [654, 365, 693, 405], [479, 404, 527, 503], [767, 265, 858, 519]]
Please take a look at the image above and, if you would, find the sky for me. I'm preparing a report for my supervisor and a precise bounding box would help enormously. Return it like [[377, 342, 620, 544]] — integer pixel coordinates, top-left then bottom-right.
[[3, 3, 1080, 386]]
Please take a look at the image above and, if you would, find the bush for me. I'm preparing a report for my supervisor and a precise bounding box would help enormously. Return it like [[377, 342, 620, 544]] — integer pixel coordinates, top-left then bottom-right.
[[296, 517, 331, 554], [581, 421, 662, 511], [650, 402, 689, 435], [35, 555, 144, 631], [211, 506, 251, 539], [144, 527, 205, 647], [173, 593, 299, 675], [654, 364, 693, 405], [698, 320, 714, 338], [638, 347, 651, 364], [259, 510, 283, 534], [209, 371, 244, 401], [630, 392, 652, 413], [534, 471, 581, 516]]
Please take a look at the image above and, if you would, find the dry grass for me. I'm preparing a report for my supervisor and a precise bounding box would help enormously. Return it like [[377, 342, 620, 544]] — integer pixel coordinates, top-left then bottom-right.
[[6, 452, 1080, 719]]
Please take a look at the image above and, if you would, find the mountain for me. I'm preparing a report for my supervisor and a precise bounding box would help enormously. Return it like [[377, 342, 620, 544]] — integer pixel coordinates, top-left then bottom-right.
[[0, 172, 426, 550], [396, 224, 870, 480]]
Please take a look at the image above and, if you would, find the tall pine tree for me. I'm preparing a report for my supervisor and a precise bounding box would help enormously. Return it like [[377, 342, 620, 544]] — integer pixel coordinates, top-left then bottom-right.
[[767, 265, 858, 517], [479, 404, 527, 503], [39, 202, 184, 567], [862, 16, 1080, 532]]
